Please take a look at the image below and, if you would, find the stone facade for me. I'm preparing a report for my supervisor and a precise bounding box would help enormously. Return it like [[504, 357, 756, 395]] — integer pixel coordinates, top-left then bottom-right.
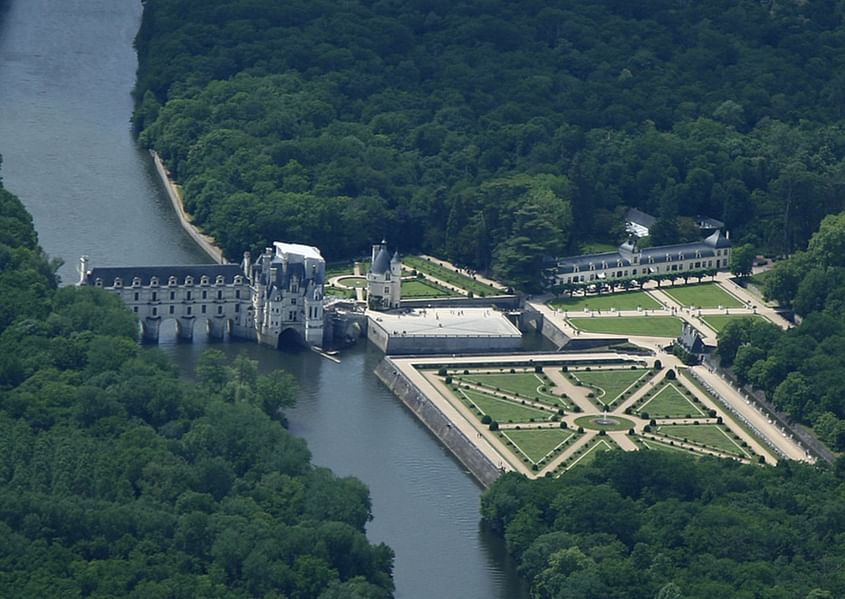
[[367, 242, 401, 309], [553, 230, 732, 287], [248, 242, 326, 347], [81, 257, 254, 342]]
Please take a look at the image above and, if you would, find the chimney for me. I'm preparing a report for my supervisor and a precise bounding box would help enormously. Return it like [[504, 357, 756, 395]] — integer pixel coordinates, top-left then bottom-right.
[[78, 255, 89, 286]]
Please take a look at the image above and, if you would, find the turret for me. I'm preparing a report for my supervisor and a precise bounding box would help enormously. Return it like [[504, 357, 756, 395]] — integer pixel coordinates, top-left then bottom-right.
[[78, 255, 89, 286]]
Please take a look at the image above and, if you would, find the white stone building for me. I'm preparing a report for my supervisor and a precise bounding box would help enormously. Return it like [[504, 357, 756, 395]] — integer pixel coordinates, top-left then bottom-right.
[[367, 242, 401, 310], [248, 242, 326, 347]]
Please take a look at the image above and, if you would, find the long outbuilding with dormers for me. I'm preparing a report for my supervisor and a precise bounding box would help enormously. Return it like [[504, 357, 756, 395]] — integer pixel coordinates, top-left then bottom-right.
[[552, 230, 732, 286]]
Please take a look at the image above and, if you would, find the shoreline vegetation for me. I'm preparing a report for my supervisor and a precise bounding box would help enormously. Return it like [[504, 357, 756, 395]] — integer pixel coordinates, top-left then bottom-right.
[[149, 149, 226, 264]]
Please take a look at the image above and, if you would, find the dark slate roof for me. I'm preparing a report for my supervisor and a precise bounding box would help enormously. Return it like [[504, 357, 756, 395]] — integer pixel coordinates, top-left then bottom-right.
[[696, 215, 725, 229], [680, 323, 706, 353], [626, 208, 657, 227], [371, 247, 392, 274], [639, 242, 716, 265], [556, 251, 631, 274], [704, 229, 731, 249], [86, 264, 245, 286]]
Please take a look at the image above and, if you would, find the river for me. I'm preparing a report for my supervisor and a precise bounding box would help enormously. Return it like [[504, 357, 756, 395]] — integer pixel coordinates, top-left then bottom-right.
[[0, 1, 528, 597]]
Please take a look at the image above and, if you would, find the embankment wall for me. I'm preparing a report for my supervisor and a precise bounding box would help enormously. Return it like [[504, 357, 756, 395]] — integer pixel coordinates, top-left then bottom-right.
[[374, 358, 502, 487]]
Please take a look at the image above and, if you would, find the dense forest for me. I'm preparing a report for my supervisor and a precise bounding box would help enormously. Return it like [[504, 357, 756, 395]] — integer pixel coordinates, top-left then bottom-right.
[[0, 181, 393, 597], [708, 209, 845, 451], [133, 0, 845, 286], [482, 451, 845, 599]]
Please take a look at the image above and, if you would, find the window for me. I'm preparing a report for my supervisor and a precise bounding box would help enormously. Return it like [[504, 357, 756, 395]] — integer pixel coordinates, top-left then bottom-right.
[[201, 305, 206, 314], [217, 306, 223, 314], [384, 287, 389, 293], [202, 290, 207, 299], [217, 290, 222, 299], [187, 307, 192, 315], [152, 307, 157, 316], [134, 292, 139, 301], [133, 306, 138, 313], [152, 292, 157, 301], [169, 306, 174, 314], [235, 290, 240, 299], [186, 291, 192, 300], [235, 304, 240, 313], [170, 291, 175, 300]]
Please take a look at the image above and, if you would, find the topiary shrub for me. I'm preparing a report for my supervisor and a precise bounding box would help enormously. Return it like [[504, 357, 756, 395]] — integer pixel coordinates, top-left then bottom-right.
[[488, 420, 499, 431], [445, 376, 452, 385], [437, 367, 447, 376], [560, 422, 568, 429], [481, 414, 492, 424], [665, 369, 676, 380], [653, 359, 662, 370]]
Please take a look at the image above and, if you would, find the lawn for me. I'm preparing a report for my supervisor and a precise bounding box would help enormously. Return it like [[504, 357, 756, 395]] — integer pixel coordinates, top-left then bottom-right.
[[324, 286, 355, 299], [567, 316, 684, 337], [337, 276, 368, 288], [701, 314, 767, 333], [637, 383, 704, 417], [567, 438, 615, 469], [639, 438, 699, 456], [456, 388, 552, 422], [656, 424, 750, 457], [400, 278, 454, 298], [459, 372, 547, 398], [571, 368, 649, 407], [661, 282, 744, 308], [549, 290, 662, 312], [503, 428, 577, 463], [458, 372, 568, 408], [403, 255, 501, 296]]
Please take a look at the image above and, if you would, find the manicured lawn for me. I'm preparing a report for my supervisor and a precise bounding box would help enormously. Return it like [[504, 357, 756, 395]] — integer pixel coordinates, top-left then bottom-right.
[[567, 438, 615, 469], [456, 388, 552, 422], [404, 255, 501, 296], [324, 286, 355, 299], [701, 314, 767, 333], [400, 278, 454, 298], [549, 290, 662, 312], [637, 383, 704, 417], [662, 282, 744, 308], [571, 368, 649, 406], [337, 276, 368, 288], [459, 372, 548, 398], [567, 316, 684, 337], [639, 438, 699, 456], [656, 424, 750, 457], [504, 428, 577, 463]]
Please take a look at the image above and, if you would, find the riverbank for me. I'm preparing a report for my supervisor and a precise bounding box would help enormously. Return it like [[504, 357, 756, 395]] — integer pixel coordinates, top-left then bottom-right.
[[150, 150, 226, 264]]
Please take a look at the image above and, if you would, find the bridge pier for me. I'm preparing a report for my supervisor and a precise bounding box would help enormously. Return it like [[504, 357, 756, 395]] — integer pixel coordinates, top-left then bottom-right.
[[141, 318, 161, 342], [208, 318, 227, 340], [176, 316, 195, 341]]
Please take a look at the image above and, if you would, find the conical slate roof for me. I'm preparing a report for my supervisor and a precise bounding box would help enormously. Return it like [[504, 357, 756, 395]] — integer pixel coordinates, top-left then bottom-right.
[[704, 229, 731, 249], [371, 247, 392, 274]]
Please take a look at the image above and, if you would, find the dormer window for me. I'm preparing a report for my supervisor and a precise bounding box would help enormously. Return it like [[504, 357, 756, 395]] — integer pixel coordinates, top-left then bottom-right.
[[150, 276, 159, 287], [200, 275, 209, 286], [234, 275, 243, 285], [169, 276, 177, 286], [95, 277, 103, 287], [132, 277, 141, 287], [216, 275, 225, 285], [185, 276, 194, 286]]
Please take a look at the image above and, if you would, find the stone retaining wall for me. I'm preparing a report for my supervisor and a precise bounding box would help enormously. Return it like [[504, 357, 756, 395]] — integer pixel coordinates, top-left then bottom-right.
[[374, 358, 503, 487]]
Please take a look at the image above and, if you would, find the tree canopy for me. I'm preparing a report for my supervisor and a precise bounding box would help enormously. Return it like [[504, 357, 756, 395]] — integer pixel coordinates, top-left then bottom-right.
[[134, 0, 845, 288], [0, 180, 393, 597], [482, 451, 845, 599]]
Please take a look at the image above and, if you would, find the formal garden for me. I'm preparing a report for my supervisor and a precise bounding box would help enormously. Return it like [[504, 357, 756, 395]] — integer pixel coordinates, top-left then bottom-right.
[[403, 255, 502, 296], [567, 315, 685, 337], [548, 290, 662, 312], [699, 313, 767, 332], [661, 282, 745, 308], [423, 356, 772, 478], [566, 367, 652, 408]]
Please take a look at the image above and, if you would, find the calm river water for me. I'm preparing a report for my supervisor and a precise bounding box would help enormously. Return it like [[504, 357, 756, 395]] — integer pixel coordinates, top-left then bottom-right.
[[0, 1, 528, 597]]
